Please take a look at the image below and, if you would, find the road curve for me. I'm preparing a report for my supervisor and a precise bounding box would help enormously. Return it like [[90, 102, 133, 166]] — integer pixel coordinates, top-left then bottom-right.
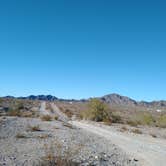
[[71, 121, 166, 166]]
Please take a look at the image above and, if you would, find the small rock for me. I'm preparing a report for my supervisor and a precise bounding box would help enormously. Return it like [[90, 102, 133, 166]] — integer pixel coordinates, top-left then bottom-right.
[[134, 158, 139, 162], [95, 155, 98, 159]]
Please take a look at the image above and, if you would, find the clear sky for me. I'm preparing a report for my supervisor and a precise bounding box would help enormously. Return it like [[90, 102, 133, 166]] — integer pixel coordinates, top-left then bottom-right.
[[0, 0, 165, 101]]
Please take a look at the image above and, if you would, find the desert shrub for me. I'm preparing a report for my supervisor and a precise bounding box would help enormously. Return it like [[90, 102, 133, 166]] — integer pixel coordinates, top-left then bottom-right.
[[111, 113, 122, 123], [16, 102, 25, 110], [40, 140, 81, 166], [131, 128, 142, 134], [21, 111, 33, 117], [41, 115, 52, 121], [81, 99, 110, 122], [64, 109, 73, 118], [120, 126, 128, 132], [127, 112, 155, 126], [0, 98, 3, 104], [54, 116, 59, 120], [7, 109, 21, 117], [126, 120, 140, 127], [156, 114, 166, 128], [139, 113, 155, 125], [7, 109, 34, 118]]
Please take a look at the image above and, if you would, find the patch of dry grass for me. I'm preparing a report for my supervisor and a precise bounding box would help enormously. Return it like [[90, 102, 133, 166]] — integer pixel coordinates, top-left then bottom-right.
[[6, 108, 35, 118], [39, 139, 82, 166], [126, 120, 140, 127], [28, 125, 41, 132], [64, 109, 73, 118], [37, 134, 50, 139], [120, 126, 128, 132], [7, 109, 22, 117], [41, 115, 52, 121], [16, 133, 27, 139], [131, 128, 142, 134]]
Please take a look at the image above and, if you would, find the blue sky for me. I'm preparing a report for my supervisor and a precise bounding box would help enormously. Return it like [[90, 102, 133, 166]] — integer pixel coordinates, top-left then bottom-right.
[[0, 0, 165, 101]]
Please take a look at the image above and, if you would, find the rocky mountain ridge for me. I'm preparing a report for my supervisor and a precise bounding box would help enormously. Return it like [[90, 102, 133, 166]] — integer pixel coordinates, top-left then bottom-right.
[[1, 94, 166, 107]]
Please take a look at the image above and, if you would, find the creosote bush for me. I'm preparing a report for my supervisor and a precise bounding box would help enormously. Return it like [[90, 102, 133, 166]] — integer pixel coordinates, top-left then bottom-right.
[[156, 114, 166, 128], [111, 113, 122, 123], [81, 99, 110, 122]]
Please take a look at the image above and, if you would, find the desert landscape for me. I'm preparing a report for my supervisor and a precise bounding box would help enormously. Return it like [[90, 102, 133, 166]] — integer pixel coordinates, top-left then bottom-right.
[[1, 0, 165, 165], [0, 94, 166, 166]]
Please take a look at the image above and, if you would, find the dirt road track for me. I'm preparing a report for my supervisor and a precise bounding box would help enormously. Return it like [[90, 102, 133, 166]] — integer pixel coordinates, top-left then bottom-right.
[[71, 121, 166, 166]]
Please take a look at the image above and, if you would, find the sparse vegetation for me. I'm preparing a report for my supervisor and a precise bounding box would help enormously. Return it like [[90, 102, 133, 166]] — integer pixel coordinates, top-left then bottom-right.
[[126, 120, 140, 127], [41, 115, 52, 121], [81, 99, 110, 122], [131, 128, 142, 134], [37, 134, 50, 139], [40, 139, 82, 166], [64, 109, 73, 118], [126, 112, 166, 128], [28, 125, 41, 132], [156, 114, 166, 128], [139, 113, 155, 125], [111, 113, 122, 123], [16, 133, 27, 139], [120, 126, 128, 132], [7, 109, 22, 117], [54, 116, 59, 120], [0, 98, 39, 117]]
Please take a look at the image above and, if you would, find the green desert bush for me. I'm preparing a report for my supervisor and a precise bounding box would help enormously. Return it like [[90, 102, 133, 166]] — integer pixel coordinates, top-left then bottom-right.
[[54, 116, 59, 120], [81, 99, 110, 122], [126, 120, 140, 127], [127, 112, 155, 126], [156, 114, 166, 128], [139, 113, 155, 125], [111, 113, 122, 123]]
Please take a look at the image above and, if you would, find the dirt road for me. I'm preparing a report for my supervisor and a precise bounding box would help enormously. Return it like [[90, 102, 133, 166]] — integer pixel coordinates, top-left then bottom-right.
[[50, 103, 69, 122], [71, 121, 166, 166], [39, 102, 49, 115]]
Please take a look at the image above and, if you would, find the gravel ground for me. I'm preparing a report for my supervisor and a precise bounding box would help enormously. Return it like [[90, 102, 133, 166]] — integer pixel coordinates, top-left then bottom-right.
[[0, 117, 138, 166], [72, 121, 166, 166]]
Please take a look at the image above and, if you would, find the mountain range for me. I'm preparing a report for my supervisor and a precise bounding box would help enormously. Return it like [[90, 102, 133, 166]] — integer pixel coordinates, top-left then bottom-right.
[[2, 93, 166, 108]]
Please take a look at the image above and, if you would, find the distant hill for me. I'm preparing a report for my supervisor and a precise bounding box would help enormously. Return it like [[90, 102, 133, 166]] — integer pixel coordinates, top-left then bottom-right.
[[101, 93, 137, 106], [100, 93, 166, 108], [1, 94, 166, 108]]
